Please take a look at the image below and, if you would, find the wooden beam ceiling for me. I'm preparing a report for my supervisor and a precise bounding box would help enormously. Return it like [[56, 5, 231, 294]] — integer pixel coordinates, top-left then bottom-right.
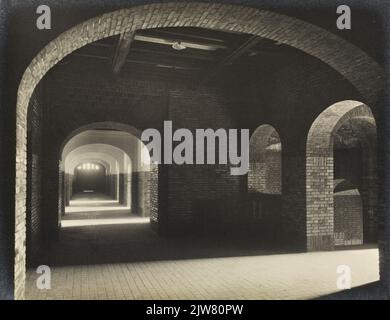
[[112, 31, 135, 74], [203, 35, 263, 82]]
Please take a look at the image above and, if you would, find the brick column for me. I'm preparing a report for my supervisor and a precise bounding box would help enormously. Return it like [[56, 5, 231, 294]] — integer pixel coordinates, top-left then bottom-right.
[[281, 150, 307, 250], [42, 152, 61, 242]]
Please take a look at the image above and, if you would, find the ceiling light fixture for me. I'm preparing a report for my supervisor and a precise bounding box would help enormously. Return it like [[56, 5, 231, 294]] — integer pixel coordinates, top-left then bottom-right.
[[172, 41, 187, 51]]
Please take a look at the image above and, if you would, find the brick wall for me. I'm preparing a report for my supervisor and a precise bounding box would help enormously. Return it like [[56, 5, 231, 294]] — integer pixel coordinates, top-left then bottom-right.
[[64, 173, 73, 206], [194, 193, 282, 242], [26, 86, 44, 267], [108, 175, 118, 200], [334, 190, 363, 246], [58, 166, 65, 219], [248, 149, 281, 194], [131, 171, 151, 216], [166, 89, 242, 232], [118, 174, 125, 204], [149, 163, 160, 227]]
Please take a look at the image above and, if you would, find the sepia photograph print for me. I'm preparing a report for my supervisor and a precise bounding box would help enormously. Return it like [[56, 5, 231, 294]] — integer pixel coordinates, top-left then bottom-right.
[[0, 0, 389, 307]]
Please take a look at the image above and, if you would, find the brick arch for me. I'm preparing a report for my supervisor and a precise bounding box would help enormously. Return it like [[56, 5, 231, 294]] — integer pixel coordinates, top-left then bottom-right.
[[250, 124, 281, 156], [14, 2, 384, 299], [306, 100, 376, 251], [248, 124, 281, 194], [58, 123, 148, 215], [65, 144, 131, 173], [60, 121, 144, 158]]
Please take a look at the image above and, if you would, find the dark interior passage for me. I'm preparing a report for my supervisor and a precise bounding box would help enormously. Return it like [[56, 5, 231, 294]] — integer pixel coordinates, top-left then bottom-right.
[[73, 163, 107, 194]]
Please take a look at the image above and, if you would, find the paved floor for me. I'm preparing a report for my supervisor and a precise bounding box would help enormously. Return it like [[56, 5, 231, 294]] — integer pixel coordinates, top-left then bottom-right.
[[26, 193, 382, 300]]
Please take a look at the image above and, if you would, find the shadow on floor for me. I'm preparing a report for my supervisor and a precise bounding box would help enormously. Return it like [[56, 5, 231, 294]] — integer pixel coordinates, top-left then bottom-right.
[[49, 219, 295, 266], [47, 193, 299, 266], [317, 281, 388, 300]]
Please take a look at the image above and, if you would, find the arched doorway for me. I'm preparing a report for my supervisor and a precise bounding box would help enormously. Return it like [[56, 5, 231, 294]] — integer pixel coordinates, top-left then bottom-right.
[[59, 124, 157, 221], [306, 100, 378, 251], [247, 124, 282, 243], [248, 124, 282, 194]]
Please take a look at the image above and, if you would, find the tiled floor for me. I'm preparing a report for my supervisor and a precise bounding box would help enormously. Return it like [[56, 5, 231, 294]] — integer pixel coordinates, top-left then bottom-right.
[[25, 194, 382, 300]]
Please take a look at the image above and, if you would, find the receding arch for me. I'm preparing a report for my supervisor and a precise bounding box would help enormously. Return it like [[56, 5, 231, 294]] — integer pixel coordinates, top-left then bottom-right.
[[15, 2, 384, 299], [60, 122, 144, 156], [65, 144, 131, 173], [71, 159, 110, 175], [306, 100, 377, 251], [60, 125, 155, 216]]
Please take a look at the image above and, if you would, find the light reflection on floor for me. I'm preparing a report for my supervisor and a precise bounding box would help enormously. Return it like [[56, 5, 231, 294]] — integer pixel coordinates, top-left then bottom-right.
[[62, 193, 142, 226], [65, 206, 130, 213], [62, 217, 149, 227]]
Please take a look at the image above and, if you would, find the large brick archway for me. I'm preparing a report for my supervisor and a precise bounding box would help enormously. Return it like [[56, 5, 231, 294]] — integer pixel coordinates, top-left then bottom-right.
[[306, 100, 377, 252], [14, 2, 384, 299]]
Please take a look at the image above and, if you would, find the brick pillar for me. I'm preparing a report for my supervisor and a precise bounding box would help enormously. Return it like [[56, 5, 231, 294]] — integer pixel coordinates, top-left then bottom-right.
[[108, 174, 117, 199], [131, 172, 139, 213], [43, 152, 61, 242], [360, 151, 378, 243], [281, 150, 307, 250], [306, 153, 335, 251], [126, 172, 132, 209], [67, 174, 73, 204], [64, 173, 71, 207], [58, 163, 65, 219], [118, 173, 125, 204]]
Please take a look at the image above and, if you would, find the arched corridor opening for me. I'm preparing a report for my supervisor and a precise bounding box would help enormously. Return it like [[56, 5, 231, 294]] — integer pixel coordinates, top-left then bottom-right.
[[248, 124, 282, 194], [246, 125, 282, 242], [306, 100, 378, 251], [56, 126, 156, 229]]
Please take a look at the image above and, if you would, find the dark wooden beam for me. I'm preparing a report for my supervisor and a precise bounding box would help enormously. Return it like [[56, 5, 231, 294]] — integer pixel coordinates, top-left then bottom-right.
[[203, 35, 262, 82], [112, 31, 135, 74]]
